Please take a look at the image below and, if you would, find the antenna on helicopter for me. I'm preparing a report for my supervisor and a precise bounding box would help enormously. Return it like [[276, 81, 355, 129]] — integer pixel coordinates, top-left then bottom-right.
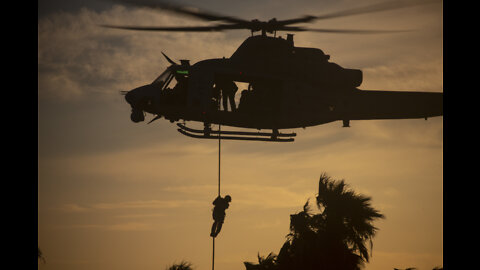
[[161, 51, 178, 65]]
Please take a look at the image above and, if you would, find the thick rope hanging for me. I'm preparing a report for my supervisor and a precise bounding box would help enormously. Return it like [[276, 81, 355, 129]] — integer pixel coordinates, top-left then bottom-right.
[[212, 237, 215, 270], [218, 124, 221, 196], [217, 92, 222, 197], [213, 123, 221, 270]]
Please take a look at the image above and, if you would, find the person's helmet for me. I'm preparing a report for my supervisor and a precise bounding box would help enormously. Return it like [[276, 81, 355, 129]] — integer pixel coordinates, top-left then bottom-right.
[[225, 195, 232, 202]]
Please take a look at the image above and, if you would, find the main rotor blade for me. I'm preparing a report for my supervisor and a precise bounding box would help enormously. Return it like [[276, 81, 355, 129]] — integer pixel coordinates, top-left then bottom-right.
[[311, 0, 441, 21], [299, 28, 413, 34], [102, 0, 439, 34], [100, 23, 242, 32], [115, 0, 249, 24], [274, 16, 318, 26]]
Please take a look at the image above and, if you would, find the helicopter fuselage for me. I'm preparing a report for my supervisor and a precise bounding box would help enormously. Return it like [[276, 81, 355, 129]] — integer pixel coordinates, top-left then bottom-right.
[[124, 34, 442, 130]]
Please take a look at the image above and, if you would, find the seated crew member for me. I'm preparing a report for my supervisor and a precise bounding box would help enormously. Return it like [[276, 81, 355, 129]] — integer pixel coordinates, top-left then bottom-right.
[[238, 89, 249, 111], [210, 195, 232, 237]]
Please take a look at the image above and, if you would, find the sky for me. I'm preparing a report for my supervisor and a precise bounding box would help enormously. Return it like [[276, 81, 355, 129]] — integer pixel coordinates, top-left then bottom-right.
[[38, 0, 443, 270]]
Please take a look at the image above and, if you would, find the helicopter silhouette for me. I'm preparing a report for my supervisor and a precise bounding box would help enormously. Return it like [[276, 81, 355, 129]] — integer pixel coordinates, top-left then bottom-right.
[[104, 0, 443, 142]]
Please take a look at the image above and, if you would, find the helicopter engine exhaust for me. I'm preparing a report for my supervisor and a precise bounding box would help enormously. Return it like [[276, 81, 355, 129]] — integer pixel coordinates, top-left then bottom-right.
[[344, 69, 363, 88]]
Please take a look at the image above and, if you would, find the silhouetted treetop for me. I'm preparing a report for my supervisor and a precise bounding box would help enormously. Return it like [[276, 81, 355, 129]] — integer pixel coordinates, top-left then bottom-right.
[[167, 260, 193, 270], [315, 172, 385, 262], [245, 172, 385, 270]]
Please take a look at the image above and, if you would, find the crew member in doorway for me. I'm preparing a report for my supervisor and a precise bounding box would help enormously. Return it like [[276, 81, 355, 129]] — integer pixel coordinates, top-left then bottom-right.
[[210, 195, 232, 237], [215, 79, 238, 112]]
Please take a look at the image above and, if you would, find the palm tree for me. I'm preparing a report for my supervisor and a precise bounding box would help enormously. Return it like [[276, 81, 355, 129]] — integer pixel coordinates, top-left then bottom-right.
[[166, 260, 193, 270], [276, 173, 385, 270], [316, 173, 385, 262], [244, 253, 278, 270], [38, 247, 46, 264]]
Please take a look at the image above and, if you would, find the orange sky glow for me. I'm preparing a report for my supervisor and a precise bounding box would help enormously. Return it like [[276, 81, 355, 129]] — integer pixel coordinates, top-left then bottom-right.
[[38, 1, 443, 269]]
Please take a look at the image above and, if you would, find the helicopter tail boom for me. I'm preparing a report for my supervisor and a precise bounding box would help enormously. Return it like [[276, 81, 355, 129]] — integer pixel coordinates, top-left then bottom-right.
[[344, 90, 443, 121]]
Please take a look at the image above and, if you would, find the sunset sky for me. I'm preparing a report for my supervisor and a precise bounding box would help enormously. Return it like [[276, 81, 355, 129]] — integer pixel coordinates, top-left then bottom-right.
[[38, 0, 443, 269]]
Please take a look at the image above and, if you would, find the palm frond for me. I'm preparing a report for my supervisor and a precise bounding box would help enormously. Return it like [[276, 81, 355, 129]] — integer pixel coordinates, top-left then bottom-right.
[[167, 261, 193, 270]]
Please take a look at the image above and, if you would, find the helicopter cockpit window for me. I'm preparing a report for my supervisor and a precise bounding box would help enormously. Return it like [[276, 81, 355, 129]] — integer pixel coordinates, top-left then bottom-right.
[[151, 67, 174, 90]]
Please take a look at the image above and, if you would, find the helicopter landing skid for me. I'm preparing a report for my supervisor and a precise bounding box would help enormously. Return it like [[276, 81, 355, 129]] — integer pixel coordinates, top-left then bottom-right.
[[176, 123, 296, 142]]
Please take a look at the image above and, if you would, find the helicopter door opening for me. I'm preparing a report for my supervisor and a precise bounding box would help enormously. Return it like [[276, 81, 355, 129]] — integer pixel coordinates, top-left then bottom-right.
[[235, 79, 283, 114], [234, 82, 249, 111], [211, 76, 245, 112]]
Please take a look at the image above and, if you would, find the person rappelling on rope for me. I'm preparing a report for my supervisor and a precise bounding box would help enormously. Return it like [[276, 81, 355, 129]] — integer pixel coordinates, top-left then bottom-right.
[[210, 195, 231, 237]]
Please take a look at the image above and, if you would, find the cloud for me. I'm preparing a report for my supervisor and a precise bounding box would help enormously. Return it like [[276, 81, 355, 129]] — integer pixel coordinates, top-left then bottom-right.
[[38, 139, 222, 183], [70, 222, 155, 231], [249, 219, 284, 230], [370, 250, 443, 270], [106, 222, 155, 231], [59, 203, 89, 212], [114, 213, 165, 219], [38, 3, 442, 270], [92, 199, 201, 210], [218, 183, 315, 210], [59, 183, 311, 214], [38, 1, 442, 102], [361, 57, 443, 91], [38, 72, 84, 100], [38, 5, 237, 101], [60, 199, 204, 212]]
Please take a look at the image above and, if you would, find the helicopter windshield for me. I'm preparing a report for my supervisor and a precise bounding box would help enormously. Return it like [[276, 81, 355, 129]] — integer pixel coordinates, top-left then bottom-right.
[[152, 66, 174, 90]]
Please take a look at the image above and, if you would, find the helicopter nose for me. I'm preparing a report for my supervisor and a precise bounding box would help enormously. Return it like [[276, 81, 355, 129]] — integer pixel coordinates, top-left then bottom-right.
[[124, 84, 154, 107], [124, 89, 136, 106], [124, 87, 146, 123]]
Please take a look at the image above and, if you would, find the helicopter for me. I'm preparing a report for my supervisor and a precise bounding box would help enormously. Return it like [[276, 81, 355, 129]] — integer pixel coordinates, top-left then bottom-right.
[[104, 0, 443, 142]]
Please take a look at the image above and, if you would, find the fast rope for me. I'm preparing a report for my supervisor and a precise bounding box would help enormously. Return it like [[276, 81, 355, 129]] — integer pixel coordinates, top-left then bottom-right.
[[212, 123, 221, 270], [218, 124, 221, 197]]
